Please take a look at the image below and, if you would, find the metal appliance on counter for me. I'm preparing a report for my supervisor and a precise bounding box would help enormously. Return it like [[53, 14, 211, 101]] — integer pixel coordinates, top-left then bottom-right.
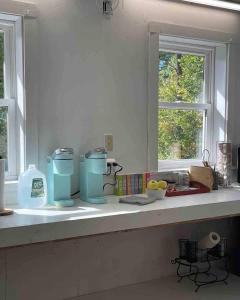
[[80, 148, 107, 204], [47, 148, 74, 207]]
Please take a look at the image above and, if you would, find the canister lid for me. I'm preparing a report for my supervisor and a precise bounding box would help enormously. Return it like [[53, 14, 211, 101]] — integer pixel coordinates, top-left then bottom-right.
[[52, 148, 74, 160], [85, 148, 107, 159]]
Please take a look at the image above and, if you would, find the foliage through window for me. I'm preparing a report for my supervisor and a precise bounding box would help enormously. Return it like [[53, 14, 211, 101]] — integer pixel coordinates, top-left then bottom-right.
[[0, 107, 7, 163], [0, 33, 7, 166], [158, 50, 208, 161], [0, 32, 3, 98]]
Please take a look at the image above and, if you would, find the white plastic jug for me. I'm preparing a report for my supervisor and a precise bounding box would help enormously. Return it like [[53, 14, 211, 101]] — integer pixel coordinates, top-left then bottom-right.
[[18, 165, 47, 208]]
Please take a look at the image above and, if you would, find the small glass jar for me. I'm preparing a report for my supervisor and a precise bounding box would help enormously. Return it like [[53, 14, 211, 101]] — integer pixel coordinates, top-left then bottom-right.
[[216, 141, 232, 187]]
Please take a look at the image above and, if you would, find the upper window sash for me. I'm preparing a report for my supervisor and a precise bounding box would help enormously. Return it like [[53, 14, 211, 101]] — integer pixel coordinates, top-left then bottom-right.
[[159, 42, 215, 107]]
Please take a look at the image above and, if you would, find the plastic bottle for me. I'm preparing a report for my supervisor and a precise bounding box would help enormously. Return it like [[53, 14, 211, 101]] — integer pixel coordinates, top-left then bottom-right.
[[18, 165, 47, 208]]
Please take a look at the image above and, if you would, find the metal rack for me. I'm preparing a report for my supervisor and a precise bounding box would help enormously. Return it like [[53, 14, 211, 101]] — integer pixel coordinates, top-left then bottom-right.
[[172, 239, 229, 292]]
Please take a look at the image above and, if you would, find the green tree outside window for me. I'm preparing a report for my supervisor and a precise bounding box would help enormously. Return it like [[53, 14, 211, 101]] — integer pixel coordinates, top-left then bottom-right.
[[158, 52, 205, 160], [0, 32, 7, 161]]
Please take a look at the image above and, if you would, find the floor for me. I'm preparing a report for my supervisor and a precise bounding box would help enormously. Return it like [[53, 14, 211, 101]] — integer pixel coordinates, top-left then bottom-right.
[[72, 275, 240, 300]]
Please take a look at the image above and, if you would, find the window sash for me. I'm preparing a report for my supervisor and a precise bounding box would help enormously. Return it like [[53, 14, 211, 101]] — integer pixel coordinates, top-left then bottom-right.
[[158, 103, 210, 159], [159, 47, 213, 106], [158, 45, 213, 165], [0, 99, 16, 178], [0, 15, 23, 180], [158, 106, 208, 162], [159, 42, 216, 56]]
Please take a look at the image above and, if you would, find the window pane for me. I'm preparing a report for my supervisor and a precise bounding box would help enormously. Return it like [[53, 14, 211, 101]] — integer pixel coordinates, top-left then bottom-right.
[[0, 32, 3, 98], [158, 109, 204, 160], [0, 107, 8, 170], [159, 51, 205, 103]]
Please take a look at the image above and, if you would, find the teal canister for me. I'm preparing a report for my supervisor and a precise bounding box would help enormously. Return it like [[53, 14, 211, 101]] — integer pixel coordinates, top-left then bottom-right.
[[80, 148, 107, 204], [47, 148, 74, 206]]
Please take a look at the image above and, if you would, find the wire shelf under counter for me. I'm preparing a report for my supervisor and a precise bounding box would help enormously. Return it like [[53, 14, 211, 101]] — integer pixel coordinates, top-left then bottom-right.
[[172, 239, 230, 292]]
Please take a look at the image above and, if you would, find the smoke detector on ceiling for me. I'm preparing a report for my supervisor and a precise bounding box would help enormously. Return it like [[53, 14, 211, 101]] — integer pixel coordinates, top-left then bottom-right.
[[96, 0, 120, 16]]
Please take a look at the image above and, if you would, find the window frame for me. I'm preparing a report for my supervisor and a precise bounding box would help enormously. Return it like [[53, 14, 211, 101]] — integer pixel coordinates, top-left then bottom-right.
[[158, 38, 214, 170], [0, 14, 24, 180], [148, 31, 228, 172]]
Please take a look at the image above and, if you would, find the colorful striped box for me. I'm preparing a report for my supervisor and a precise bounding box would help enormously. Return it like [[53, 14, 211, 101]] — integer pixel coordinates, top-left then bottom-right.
[[115, 175, 123, 196], [115, 172, 152, 196], [138, 174, 143, 194], [127, 175, 132, 195], [122, 175, 127, 195]]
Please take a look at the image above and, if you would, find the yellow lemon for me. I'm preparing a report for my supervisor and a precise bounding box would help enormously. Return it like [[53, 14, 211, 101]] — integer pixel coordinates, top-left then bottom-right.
[[147, 180, 158, 190], [158, 180, 168, 189]]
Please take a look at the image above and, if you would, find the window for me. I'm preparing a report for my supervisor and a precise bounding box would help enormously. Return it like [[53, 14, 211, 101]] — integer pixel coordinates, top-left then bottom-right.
[[0, 14, 24, 179], [148, 33, 228, 171]]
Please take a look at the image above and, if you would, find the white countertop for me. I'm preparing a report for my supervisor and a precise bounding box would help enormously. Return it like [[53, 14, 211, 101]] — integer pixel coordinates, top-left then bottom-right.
[[1, 189, 240, 248]]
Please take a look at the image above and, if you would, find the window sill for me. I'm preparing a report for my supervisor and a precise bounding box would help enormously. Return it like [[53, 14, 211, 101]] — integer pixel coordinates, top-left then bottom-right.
[[158, 159, 202, 172]]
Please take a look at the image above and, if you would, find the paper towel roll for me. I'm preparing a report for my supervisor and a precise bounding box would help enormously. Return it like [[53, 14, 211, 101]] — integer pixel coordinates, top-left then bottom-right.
[[199, 232, 221, 249], [0, 159, 5, 211]]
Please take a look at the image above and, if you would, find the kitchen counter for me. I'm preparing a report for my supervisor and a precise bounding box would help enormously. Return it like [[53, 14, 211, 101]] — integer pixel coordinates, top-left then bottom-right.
[[1, 189, 240, 248]]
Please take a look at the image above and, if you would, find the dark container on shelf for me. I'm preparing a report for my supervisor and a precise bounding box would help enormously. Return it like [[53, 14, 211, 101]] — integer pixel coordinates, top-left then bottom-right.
[[186, 240, 198, 263], [179, 239, 189, 259], [217, 238, 228, 257]]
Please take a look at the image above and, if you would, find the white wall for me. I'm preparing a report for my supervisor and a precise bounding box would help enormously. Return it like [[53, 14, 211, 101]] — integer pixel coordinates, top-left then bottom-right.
[[0, 218, 236, 300], [24, 0, 240, 192]]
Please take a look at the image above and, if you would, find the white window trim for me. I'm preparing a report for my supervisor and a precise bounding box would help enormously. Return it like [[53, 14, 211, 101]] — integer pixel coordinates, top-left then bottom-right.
[[148, 25, 230, 172], [0, 14, 25, 180]]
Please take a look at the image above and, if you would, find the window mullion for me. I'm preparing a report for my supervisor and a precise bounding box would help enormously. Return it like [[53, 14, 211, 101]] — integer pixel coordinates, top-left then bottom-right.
[[159, 102, 211, 110], [0, 98, 15, 106]]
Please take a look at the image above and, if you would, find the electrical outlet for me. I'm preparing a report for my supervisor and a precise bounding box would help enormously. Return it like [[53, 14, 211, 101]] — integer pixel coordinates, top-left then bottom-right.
[[104, 134, 113, 152]]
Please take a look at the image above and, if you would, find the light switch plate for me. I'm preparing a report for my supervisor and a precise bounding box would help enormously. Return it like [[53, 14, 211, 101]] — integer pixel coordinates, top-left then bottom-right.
[[104, 134, 113, 152]]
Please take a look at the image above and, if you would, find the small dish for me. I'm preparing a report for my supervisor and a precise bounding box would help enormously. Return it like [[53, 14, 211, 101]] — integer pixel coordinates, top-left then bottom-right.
[[146, 189, 166, 200]]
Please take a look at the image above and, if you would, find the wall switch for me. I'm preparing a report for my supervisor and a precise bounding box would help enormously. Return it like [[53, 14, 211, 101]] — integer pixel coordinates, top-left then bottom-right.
[[104, 134, 113, 152]]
